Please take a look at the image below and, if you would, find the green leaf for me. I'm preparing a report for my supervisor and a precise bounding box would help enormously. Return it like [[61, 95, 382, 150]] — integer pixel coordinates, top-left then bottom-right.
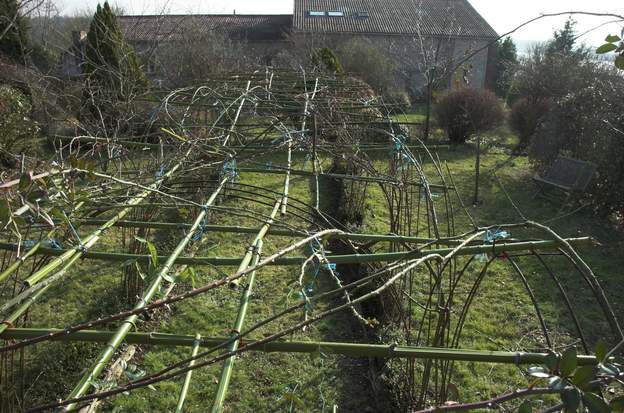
[[147, 384, 157, 391], [583, 393, 610, 413], [124, 363, 146, 381], [134, 262, 146, 280], [19, 172, 32, 191], [545, 351, 559, 371], [0, 200, 10, 223], [605, 35, 622, 42], [615, 56, 624, 70], [162, 273, 174, 283], [179, 267, 196, 283], [134, 236, 147, 244], [121, 258, 137, 268], [611, 396, 624, 412], [13, 215, 26, 227], [145, 241, 158, 268], [49, 207, 67, 221], [595, 340, 608, 363], [561, 347, 577, 377], [528, 366, 551, 378], [518, 401, 532, 413], [561, 387, 581, 412], [572, 365, 595, 389], [597, 43, 618, 54]]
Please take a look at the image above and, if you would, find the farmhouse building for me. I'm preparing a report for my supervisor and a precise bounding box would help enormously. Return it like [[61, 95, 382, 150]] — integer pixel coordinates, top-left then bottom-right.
[[68, 0, 498, 93]]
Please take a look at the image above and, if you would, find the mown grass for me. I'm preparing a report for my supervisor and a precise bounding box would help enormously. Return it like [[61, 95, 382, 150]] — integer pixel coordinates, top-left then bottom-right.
[[12, 151, 375, 412], [353, 123, 624, 406], [7, 120, 624, 412]]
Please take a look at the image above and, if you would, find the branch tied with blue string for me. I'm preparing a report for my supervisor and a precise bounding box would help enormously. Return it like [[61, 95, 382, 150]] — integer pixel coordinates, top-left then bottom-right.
[[477, 229, 512, 262], [23, 239, 63, 250], [155, 165, 165, 180], [390, 133, 413, 171], [191, 213, 208, 243], [298, 239, 324, 313], [220, 157, 238, 181]]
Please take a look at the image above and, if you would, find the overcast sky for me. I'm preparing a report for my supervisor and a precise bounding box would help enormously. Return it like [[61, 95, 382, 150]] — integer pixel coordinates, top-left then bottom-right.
[[55, 0, 624, 47]]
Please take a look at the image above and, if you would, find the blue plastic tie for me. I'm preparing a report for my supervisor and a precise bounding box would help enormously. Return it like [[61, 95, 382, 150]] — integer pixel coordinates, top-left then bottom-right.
[[155, 165, 165, 179], [43, 239, 62, 250], [303, 153, 312, 169], [220, 158, 239, 180], [484, 230, 511, 244], [192, 215, 208, 242]]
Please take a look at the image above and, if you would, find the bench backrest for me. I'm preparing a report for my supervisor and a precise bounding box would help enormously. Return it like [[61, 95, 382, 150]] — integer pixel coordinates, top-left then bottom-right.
[[544, 156, 597, 191]]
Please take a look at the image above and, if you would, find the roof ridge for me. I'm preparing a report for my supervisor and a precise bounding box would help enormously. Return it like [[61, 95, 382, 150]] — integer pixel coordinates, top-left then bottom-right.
[[119, 14, 294, 18]]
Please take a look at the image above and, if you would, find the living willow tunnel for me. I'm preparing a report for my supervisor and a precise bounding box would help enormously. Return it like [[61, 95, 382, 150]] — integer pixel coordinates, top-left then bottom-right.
[[0, 70, 621, 412]]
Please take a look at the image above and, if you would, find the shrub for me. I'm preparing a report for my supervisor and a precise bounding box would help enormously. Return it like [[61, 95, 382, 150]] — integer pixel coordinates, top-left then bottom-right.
[[382, 90, 411, 114], [0, 85, 40, 167], [311, 47, 343, 74], [529, 66, 624, 214], [337, 37, 396, 93], [435, 87, 504, 144], [509, 98, 552, 148], [507, 42, 593, 106]]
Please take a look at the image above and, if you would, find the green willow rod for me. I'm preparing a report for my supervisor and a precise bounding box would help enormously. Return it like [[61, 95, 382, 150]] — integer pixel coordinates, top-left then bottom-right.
[[238, 167, 452, 190], [70, 218, 510, 246], [212, 240, 264, 413], [0, 238, 593, 267], [213, 130, 292, 411], [64, 178, 228, 410], [175, 334, 201, 413], [213, 199, 283, 412], [23, 163, 183, 288], [0, 199, 89, 284], [0, 328, 601, 366], [0, 166, 186, 331]]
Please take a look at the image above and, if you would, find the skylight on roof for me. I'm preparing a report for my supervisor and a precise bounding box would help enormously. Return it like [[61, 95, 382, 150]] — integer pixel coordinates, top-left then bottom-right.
[[327, 11, 344, 17], [355, 11, 369, 18], [308, 11, 326, 16]]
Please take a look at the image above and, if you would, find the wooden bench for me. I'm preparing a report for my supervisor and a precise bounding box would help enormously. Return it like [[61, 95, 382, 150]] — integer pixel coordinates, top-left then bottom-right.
[[533, 156, 597, 206]]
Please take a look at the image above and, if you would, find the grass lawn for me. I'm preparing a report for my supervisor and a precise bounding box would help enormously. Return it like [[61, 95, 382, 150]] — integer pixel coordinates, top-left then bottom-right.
[[8, 120, 624, 412]]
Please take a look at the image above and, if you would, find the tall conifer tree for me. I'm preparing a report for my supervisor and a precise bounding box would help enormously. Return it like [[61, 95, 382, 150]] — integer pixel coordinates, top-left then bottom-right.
[[0, 0, 28, 61], [83, 1, 147, 122]]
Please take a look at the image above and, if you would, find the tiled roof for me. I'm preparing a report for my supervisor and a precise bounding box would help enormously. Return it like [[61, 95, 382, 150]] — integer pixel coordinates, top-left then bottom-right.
[[118, 15, 293, 42], [293, 0, 498, 38]]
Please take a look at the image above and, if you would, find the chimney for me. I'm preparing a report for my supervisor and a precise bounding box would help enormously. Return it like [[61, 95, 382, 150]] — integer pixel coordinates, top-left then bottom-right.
[[233, 9, 236, 15]]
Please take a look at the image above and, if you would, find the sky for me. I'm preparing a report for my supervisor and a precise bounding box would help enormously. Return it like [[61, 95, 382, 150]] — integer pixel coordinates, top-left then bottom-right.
[[55, 0, 624, 48]]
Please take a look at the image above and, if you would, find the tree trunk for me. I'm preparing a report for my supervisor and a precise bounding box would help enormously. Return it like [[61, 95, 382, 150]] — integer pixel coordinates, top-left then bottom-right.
[[473, 135, 481, 205], [423, 81, 433, 141]]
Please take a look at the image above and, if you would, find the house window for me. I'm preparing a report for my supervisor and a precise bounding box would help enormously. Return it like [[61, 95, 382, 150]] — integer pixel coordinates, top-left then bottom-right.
[[308, 11, 325, 16], [327, 11, 344, 17]]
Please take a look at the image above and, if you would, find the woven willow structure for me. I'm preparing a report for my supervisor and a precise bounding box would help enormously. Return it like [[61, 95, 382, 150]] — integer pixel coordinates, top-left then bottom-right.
[[0, 70, 620, 412]]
